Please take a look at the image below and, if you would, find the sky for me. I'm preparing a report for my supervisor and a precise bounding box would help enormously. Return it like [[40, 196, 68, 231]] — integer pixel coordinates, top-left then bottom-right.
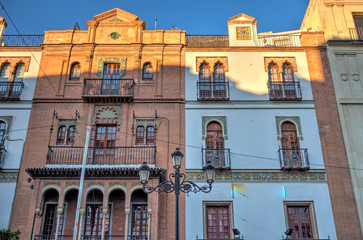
[[1, 0, 310, 35]]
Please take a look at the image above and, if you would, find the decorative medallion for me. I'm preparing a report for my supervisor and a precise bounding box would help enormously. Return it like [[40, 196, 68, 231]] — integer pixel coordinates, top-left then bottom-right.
[[110, 32, 121, 40], [236, 27, 251, 40]]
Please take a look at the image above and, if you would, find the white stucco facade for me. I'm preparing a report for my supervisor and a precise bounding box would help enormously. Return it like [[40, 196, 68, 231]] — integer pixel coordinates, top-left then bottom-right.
[[0, 50, 41, 229], [185, 15, 337, 240]]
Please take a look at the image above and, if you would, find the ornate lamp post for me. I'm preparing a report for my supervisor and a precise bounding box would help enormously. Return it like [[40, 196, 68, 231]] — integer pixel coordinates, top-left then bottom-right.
[[138, 148, 215, 240]]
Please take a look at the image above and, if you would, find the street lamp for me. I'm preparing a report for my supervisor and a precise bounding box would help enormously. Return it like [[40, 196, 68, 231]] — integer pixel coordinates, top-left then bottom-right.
[[138, 148, 215, 240]]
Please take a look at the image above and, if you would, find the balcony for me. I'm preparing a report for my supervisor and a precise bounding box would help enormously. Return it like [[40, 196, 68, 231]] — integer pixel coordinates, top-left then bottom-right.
[[0, 146, 6, 169], [202, 148, 231, 169], [349, 27, 363, 40], [197, 81, 230, 101], [268, 81, 302, 101], [0, 82, 24, 100], [278, 148, 309, 170], [46, 146, 155, 166], [1, 35, 44, 47], [256, 34, 301, 47], [34, 236, 126, 240], [82, 79, 134, 103]]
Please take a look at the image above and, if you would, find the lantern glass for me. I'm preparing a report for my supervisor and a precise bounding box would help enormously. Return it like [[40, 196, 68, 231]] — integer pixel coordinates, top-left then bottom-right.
[[172, 148, 184, 169], [139, 163, 150, 185], [203, 162, 215, 184]]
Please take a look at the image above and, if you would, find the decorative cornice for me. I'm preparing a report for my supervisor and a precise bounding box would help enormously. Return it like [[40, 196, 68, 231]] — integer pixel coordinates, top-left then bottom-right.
[[186, 169, 326, 183], [26, 167, 166, 180], [0, 170, 18, 182]]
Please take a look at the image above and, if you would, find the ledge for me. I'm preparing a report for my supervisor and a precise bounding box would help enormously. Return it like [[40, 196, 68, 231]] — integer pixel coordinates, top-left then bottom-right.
[[26, 167, 166, 180]]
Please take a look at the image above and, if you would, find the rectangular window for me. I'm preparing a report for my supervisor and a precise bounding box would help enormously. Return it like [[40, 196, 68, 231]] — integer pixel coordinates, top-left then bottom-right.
[[42, 203, 58, 236], [204, 202, 232, 239], [285, 202, 317, 239], [354, 14, 363, 28]]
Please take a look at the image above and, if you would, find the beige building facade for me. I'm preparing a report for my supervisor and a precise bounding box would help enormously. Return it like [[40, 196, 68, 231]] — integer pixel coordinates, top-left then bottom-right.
[[303, 0, 363, 238]]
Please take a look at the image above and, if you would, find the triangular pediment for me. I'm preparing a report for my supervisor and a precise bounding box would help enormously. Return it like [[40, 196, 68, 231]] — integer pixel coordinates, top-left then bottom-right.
[[228, 13, 256, 25], [94, 8, 139, 22]]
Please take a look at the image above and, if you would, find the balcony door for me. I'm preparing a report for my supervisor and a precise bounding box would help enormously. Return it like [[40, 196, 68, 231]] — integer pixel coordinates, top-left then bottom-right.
[[268, 63, 282, 98], [130, 189, 148, 240], [199, 63, 211, 98], [213, 63, 226, 98], [281, 121, 301, 167], [205, 121, 225, 167], [282, 63, 297, 98], [94, 124, 116, 164], [102, 63, 120, 95]]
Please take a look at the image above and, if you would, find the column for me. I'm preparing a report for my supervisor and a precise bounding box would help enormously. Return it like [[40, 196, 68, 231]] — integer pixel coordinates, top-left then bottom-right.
[[124, 207, 130, 240], [147, 208, 152, 240], [77, 208, 85, 240], [101, 208, 108, 240], [54, 206, 64, 240], [31, 208, 41, 240]]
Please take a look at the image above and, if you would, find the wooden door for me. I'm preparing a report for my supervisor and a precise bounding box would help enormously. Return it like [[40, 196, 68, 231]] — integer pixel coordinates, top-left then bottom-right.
[[199, 63, 211, 98], [206, 206, 230, 239], [287, 206, 314, 239], [130, 204, 148, 239], [102, 64, 120, 95], [281, 122, 301, 167], [205, 122, 225, 167], [94, 125, 116, 164]]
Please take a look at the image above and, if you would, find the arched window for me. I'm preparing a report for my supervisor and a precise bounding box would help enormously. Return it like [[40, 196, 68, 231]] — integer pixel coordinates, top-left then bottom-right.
[[281, 121, 301, 168], [0, 121, 6, 146], [66, 126, 76, 145], [268, 62, 279, 82], [142, 63, 153, 80], [282, 62, 294, 82], [146, 126, 155, 145], [213, 62, 225, 83], [56, 126, 66, 145], [136, 126, 144, 145], [199, 62, 211, 82], [14, 63, 25, 82], [69, 63, 81, 80], [0, 63, 11, 81], [205, 121, 225, 168]]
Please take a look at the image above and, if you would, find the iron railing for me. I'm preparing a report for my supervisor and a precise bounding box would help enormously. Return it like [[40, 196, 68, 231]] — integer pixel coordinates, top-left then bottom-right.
[[0, 82, 24, 100], [186, 35, 229, 47], [34, 236, 73, 240], [268, 81, 302, 101], [349, 27, 363, 40], [256, 34, 301, 47], [0, 146, 6, 169], [1, 35, 44, 47], [127, 236, 147, 240], [202, 148, 231, 169], [278, 148, 309, 170], [82, 79, 134, 102], [197, 81, 230, 100], [47, 146, 156, 165]]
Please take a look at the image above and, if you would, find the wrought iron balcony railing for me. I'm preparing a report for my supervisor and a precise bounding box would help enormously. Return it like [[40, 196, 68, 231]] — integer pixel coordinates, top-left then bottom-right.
[[82, 79, 134, 103], [202, 148, 231, 169], [1, 35, 44, 47], [256, 34, 301, 47], [0, 146, 6, 169], [0, 82, 24, 100], [127, 236, 148, 240], [349, 27, 363, 40], [197, 81, 230, 101], [268, 81, 302, 101], [47, 146, 155, 166], [278, 148, 309, 170], [35, 235, 125, 240]]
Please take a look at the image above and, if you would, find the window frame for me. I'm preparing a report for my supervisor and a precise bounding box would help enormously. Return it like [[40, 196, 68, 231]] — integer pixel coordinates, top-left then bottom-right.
[[203, 201, 234, 239], [69, 62, 81, 81], [142, 63, 153, 80], [55, 122, 77, 146], [135, 122, 155, 146], [283, 201, 318, 239]]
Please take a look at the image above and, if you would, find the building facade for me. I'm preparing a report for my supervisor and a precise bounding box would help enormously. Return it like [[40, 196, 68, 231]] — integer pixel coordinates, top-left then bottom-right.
[[9, 9, 186, 240], [184, 14, 337, 240], [302, 1, 363, 239], [0, 18, 42, 229]]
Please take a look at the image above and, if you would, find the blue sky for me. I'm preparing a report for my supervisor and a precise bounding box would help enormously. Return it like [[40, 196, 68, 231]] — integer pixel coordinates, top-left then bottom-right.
[[1, 0, 309, 35]]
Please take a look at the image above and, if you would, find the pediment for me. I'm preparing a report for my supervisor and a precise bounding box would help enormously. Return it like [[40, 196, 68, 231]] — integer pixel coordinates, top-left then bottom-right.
[[94, 8, 139, 22], [228, 13, 256, 25]]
